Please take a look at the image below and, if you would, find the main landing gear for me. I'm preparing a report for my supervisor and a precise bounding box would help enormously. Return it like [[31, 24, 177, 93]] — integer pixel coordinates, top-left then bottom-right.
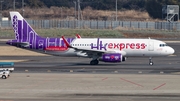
[[90, 59, 99, 65], [149, 57, 153, 66]]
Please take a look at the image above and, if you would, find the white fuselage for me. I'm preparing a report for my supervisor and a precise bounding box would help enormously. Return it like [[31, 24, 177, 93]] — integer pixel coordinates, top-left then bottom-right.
[[45, 38, 174, 57]]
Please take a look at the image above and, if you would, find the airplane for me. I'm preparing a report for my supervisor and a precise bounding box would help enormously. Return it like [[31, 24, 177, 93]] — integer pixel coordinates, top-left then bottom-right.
[[6, 11, 175, 66]]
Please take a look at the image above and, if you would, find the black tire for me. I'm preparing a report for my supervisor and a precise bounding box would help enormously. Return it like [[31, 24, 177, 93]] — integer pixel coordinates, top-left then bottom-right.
[[2, 75, 7, 79], [90, 60, 95, 65], [95, 60, 99, 65], [90, 59, 99, 65]]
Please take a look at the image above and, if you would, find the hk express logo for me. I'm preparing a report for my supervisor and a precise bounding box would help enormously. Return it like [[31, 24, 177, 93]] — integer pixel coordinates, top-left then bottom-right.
[[91, 38, 146, 51]]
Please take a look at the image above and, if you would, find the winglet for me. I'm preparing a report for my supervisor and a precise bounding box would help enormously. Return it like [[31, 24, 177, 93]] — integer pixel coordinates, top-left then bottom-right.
[[76, 34, 81, 38], [61, 36, 71, 48]]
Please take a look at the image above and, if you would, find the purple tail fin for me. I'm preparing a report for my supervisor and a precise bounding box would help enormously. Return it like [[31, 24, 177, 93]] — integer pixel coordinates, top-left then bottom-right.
[[10, 12, 40, 42], [8, 12, 75, 50]]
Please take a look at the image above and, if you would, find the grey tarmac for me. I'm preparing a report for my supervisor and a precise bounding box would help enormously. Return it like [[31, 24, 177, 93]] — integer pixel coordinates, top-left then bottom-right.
[[1, 73, 180, 101], [0, 39, 180, 101]]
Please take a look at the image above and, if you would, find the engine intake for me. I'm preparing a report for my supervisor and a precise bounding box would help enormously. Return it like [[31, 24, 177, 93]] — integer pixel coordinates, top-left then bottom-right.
[[99, 53, 122, 62]]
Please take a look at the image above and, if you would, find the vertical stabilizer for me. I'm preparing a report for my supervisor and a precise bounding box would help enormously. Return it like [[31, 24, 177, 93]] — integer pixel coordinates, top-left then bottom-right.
[[10, 11, 39, 42]]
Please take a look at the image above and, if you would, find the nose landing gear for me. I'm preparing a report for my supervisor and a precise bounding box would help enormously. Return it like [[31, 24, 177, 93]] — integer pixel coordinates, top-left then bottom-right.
[[149, 57, 153, 66]]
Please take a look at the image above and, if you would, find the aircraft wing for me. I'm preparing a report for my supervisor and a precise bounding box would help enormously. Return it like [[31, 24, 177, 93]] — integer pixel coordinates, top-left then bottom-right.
[[76, 34, 81, 38], [74, 48, 126, 57], [74, 48, 105, 54]]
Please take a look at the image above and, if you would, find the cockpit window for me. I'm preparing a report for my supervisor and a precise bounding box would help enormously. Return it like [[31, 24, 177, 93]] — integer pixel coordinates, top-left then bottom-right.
[[159, 44, 167, 47]]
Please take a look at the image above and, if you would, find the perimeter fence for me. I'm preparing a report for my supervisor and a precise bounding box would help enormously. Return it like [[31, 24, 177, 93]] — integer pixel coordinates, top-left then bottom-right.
[[0, 20, 180, 31]]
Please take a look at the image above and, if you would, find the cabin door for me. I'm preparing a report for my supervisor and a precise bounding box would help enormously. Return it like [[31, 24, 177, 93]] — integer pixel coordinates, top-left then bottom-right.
[[148, 41, 154, 51]]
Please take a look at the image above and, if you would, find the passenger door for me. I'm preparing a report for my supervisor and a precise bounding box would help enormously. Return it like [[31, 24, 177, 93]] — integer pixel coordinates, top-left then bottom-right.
[[148, 41, 154, 51]]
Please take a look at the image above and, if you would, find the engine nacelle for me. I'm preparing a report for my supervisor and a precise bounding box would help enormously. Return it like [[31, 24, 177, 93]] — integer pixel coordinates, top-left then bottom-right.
[[99, 53, 122, 62]]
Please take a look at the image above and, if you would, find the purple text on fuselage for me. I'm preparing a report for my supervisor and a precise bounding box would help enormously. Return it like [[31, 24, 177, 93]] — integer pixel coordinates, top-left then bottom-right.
[[91, 38, 107, 51]]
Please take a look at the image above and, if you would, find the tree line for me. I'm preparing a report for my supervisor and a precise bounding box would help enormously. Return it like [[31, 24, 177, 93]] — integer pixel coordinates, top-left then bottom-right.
[[2, 0, 180, 19]]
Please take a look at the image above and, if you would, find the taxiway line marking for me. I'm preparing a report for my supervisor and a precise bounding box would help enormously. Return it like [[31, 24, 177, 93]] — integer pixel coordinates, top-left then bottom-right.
[[102, 77, 108, 81], [120, 78, 144, 87], [153, 83, 166, 90]]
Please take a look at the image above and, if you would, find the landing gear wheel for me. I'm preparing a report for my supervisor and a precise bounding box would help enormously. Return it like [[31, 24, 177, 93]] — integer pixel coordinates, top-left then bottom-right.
[[95, 60, 99, 65], [149, 57, 153, 66], [149, 62, 154, 66], [90, 59, 99, 65], [2, 75, 6, 79], [90, 61, 95, 65]]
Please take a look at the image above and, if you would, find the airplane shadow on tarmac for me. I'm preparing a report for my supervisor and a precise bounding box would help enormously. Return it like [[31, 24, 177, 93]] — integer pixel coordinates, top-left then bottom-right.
[[57, 62, 149, 67]]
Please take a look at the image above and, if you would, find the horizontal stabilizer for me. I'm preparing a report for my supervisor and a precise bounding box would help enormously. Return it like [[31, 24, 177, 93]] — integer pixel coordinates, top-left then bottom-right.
[[7, 41, 29, 47]]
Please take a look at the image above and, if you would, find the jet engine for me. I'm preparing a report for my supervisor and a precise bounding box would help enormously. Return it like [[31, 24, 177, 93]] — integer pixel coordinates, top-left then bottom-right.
[[99, 53, 124, 62]]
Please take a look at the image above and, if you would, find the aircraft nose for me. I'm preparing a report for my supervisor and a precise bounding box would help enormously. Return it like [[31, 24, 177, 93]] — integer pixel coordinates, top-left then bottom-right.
[[169, 47, 175, 54]]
